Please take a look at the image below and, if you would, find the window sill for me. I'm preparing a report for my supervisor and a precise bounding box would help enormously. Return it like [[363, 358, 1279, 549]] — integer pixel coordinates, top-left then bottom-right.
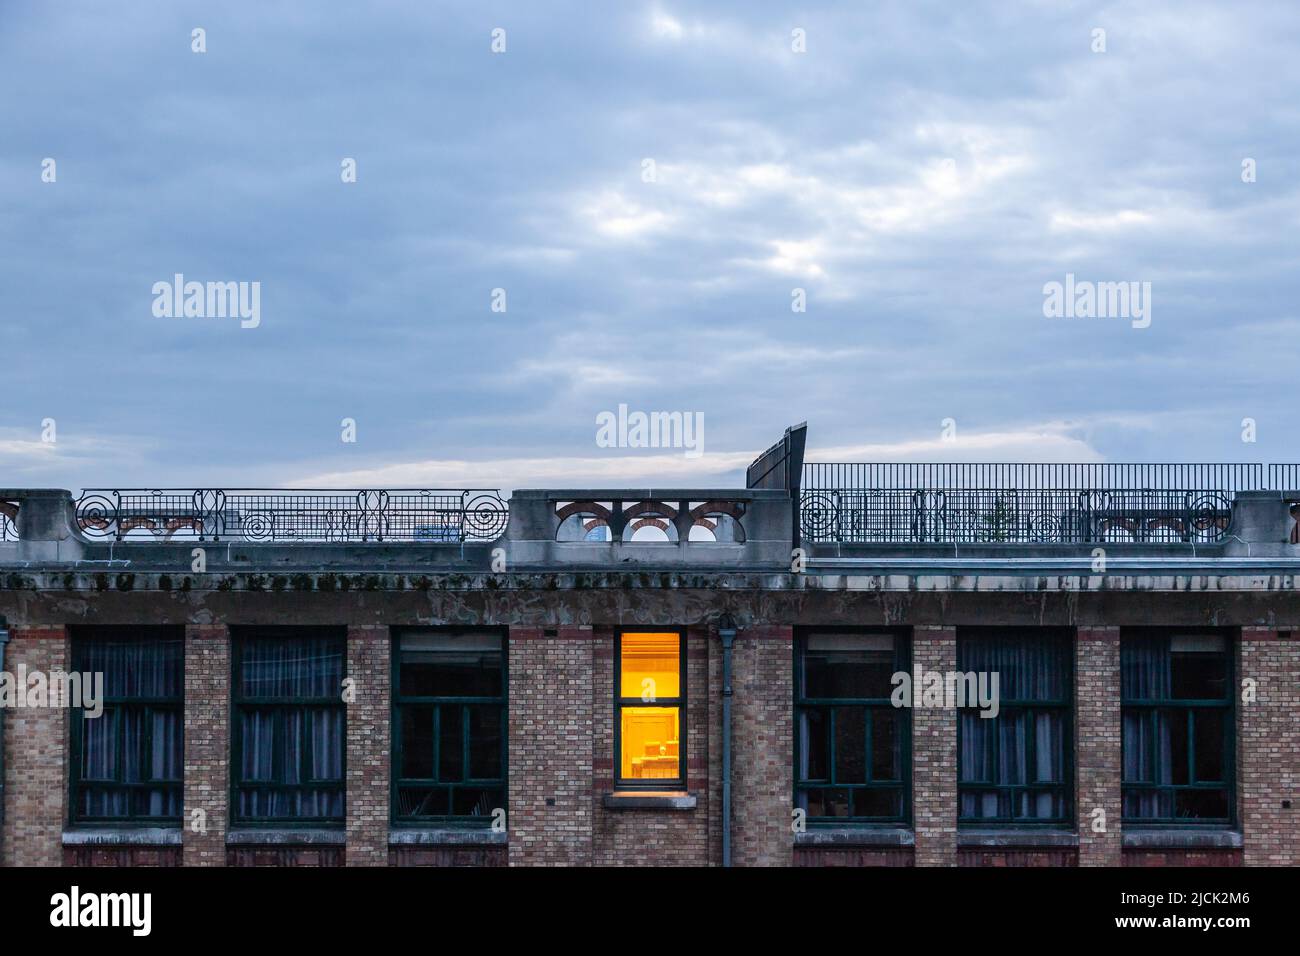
[[226, 829, 345, 846], [602, 791, 697, 811], [389, 828, 506, 846], [63, 828, 181, 846], [958, 829, 1079, 848], [1122, 829, 1243, 850], [795, 827, 914, 847]]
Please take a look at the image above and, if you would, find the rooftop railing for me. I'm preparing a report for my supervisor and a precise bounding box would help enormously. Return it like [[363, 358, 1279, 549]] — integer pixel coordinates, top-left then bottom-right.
[[71, 488, 509, 543], [1, 458, 1298, 552], [800, 463, 1300, 545], [802, 462, 1266, 494]]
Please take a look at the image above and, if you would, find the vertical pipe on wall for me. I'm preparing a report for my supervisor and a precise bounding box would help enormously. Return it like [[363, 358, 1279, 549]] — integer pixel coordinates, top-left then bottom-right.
[[718, 614, 736, 868], [0, 616, 9, 865]]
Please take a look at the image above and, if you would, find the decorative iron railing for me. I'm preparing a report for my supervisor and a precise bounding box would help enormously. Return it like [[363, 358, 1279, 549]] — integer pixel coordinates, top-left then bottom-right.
[[0, 463, 1292, 545], [802, 462, 1266, 496], [797, 463, 1284, 544], [73, 489, 509, 543], [1268, 464, 1300, 491], [799, 487, 1232, 544]]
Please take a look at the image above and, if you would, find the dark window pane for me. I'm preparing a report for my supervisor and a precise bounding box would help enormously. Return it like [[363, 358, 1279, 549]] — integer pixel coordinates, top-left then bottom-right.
[[802, 634, 896, 698], [151, 710, 183, 781], [871, 709, 898, 781], [1171, 649, 1228, 700], [1122, 633, 1234, 824], [805, 788, 851, 818], [853, 788, 902, 818], [451, 787, 503, 818], [71, 633, 185, 823], [397, 787, 449, 818], [399, 632, 503, 697], [1122, 710, 1156, 783], [1175, 788, 1229, 820], [282, 710, 304, 785], [1168, 711, 1189, 785], [997, 711, 1028, 786], [1017, 789, 1065, 820], [81, 708, 120, 781], [440, 706, 464, 781], [959, 630, 1068, 701], [133, 787, 180, 819], [957, 630, 1070, 823], [1032, 711, 1064, 784], [1123, 788, 1174, 820], [960, 789, 1008, 820], [121, 709, 144, 783], [468, 705, 502, 779], [1193, 710, 1226, 782], [79, 785, 129, 819], [240, 709, 277, 782], [77, 636, 184, 699], [400, 706, 435, 779], [237, 785, 343, 821], [833, 707, 866, 784], [231, 634, 347, 822], [1122, 635, 1170, 700], [797, 709, 828, 782], [239, 637, 343, 698], [959, 710, 996, 784], [309, 707, 344, 782]]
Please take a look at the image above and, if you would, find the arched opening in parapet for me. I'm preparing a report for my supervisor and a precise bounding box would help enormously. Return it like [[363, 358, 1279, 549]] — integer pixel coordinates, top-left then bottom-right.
[[626, 517, 676, 543]]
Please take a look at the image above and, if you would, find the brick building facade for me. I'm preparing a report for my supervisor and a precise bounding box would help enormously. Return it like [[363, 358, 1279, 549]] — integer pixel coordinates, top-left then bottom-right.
[[1, 435, 1298, 867]]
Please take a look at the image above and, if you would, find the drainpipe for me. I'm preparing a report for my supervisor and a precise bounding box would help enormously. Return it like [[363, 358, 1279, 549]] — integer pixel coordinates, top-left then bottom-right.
[[717, 613, 736, 868], [0, 616, 8, 865]]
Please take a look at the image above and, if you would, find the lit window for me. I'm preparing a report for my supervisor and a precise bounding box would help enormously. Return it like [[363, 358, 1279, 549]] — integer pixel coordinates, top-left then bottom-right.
[[616, 631, 685, 787], [232, 629, 346, 824], [958, 628, 1072, 825], [70, 628, 184, 823], [1122, 631, 1233, 824], [795, 630, 909, 823], [393, 629, 506, 823]]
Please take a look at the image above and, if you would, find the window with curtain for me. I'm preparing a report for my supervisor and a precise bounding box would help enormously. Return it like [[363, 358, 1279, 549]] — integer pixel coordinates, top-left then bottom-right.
[[233, 630, 346, 824], [393, 629, 506, 823], [958, 628, 1072, 825], [70, 628, 184, 823], [1122, 631, 1233, 824], [795, 630, 910, 823], [616, 631, 685, 788]]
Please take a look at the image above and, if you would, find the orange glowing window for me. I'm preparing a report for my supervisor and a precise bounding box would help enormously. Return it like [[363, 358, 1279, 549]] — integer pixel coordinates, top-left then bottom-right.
[[619, 631, 681, 698], [617, 631, 684, 786]]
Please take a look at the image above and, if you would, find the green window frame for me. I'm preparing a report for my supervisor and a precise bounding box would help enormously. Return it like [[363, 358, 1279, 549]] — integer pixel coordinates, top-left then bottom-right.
[[68, 627, 185, 825], [1121, 630, 1234, 826], [614, 629, 687, 791], [231, 628, 346, 826], [957, 628, 1073, 827], [794, 629, 911, 824], [391, 628, 507, 825]]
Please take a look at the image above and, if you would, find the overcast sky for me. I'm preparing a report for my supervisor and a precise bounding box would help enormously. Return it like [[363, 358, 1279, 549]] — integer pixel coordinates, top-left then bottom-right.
[[3, 1, 1298, 493]]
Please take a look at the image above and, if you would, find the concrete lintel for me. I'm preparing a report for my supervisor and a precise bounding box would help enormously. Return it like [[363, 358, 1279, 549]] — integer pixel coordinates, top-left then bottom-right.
[[602, 791, 698, 811], [388, 828, 507, 845], [1122, 829, 1243, 849], [796, 826, 915, 847], [957, 829, 1079, 848], [62, 828, 182, 846], [226, 828, 346, 845]]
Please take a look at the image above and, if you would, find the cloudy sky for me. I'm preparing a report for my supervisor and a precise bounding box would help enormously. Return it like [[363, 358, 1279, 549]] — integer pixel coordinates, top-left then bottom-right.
[[3, 1, 1298, 493]]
